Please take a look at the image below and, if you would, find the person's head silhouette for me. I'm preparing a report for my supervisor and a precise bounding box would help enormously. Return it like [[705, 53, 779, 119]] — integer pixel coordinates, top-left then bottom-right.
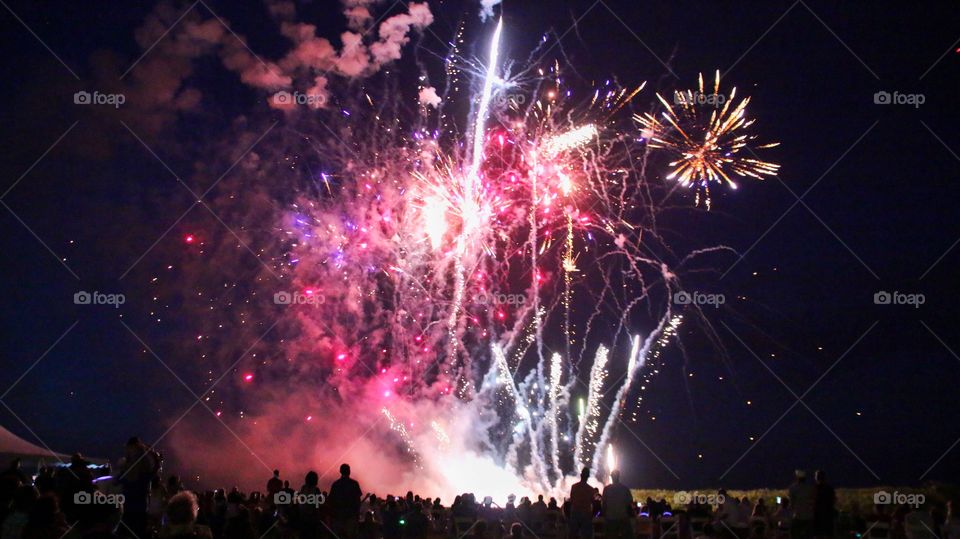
[[610, 470, 621, 484], [305, 471, 319, 487], [580, 468, 590, 482], [340, 464, 351, 477]]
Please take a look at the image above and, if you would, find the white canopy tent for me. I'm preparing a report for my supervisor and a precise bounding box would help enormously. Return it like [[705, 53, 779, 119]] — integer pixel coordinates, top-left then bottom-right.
[[0, 424, 108, 469]]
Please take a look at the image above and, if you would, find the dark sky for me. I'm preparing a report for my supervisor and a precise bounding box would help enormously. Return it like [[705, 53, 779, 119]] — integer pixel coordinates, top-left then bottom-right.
[[1, 0, 958, 491]]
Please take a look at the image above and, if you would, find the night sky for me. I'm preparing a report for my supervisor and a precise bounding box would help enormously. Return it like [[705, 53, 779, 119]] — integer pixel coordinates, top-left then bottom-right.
[[1, 0, 959, 492]]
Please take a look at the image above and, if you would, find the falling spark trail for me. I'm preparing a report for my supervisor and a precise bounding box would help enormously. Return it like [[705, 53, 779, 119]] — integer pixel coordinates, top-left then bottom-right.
[[447, 17, 504, 377]]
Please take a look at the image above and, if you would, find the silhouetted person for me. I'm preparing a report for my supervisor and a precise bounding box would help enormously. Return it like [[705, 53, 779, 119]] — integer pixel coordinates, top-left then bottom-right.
[[266, 470, 283, 497], [299, 471, 323, 539], [1, 459, 30, 486], [223, 490, 255, 539], [773, 497, 793, 532], [753, 498, 768, 518], [532, 494, 548, 531], [57, 453, 95, 523], [329, 463, 363, 539], [504, 494, 517, 523], [359, 510, 383, 539], [813, 470, 836, 539], [403, 501, 429, 539], [160, 491, 213, 539], [789, 470, 815, 539], [943, 501, 960, 539], [3, 484, 39, 539], [118, 437, 157, 538], [518, 496, 532, 528], [76, 499, 123, 539], [21, 494, 68, 539], [382, 497, 402, 539], [33, 468, 55, 495], [904, 502, 935, 539], [603, 470, 634, 539], [569, 467, 595, 539]]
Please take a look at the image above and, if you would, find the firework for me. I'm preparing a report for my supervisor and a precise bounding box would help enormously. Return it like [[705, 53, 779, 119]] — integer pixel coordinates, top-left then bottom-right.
[[635, 70, 780, 208], [169, 12, 778, 500], [542, 124, 598, 156], [606, 444, 617, 480]]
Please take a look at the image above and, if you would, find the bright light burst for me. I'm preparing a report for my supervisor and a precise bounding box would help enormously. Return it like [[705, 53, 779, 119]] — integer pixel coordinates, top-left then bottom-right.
[[635, 70, 780, 208], [178, 15, 780, 500]]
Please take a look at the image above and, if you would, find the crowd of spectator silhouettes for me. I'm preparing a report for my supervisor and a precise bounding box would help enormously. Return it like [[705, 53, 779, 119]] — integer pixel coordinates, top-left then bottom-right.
[[1, 439, 958, 539]]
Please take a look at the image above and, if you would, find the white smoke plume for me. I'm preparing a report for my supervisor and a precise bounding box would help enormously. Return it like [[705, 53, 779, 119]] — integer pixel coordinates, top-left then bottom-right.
[[419, 86, 442, 108], [479, 0, 502, 21]]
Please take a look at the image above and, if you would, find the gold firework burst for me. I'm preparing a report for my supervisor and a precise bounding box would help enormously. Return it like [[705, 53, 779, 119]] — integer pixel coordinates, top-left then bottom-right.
[[635, 70, 780, 208]]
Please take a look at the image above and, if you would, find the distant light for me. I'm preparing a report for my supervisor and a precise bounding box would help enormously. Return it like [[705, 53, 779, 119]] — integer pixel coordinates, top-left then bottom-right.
[[184, 234, 195, 244], [243, 373, 254, 382]]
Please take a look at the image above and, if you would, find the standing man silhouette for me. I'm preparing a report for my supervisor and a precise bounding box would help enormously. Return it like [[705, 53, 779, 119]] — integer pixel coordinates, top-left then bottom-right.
[[569, 468, 595, 539], [329, 463, 363, 539]]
